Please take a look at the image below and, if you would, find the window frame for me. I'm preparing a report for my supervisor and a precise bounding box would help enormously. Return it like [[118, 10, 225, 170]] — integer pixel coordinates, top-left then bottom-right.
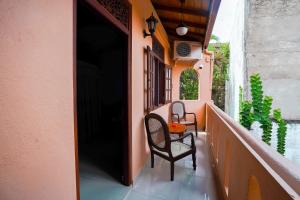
[[145, 46, 172, 113], [165, 65, 172, 103]]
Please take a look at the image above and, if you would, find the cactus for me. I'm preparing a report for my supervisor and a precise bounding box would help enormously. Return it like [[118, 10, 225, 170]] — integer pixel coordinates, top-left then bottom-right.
[[261, 96, 273, 119], [240, 101, 254, 130], [273, 109, 287, 155], [240, 74, 287, 153], [250, 74, 264, 121], [259, 96, 273, 145], [273, 109, 282, 121]]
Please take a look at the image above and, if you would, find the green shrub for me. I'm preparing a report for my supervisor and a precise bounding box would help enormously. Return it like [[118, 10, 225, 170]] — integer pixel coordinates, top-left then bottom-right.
[[180, 69, 198, 100], [209, 38, 229, 111]]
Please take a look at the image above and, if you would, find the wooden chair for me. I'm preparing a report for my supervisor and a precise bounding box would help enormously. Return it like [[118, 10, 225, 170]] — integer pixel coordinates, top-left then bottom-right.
[[144, 113, 196, 181], [171, 101, 198, 137]]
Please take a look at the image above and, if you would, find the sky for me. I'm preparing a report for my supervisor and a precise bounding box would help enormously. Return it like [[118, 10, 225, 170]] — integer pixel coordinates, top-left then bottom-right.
[[212, 0, 239, 42]]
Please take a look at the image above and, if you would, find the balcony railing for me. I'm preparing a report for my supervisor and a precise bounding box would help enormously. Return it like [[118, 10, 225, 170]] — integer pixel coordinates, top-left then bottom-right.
[[151, 100, 300, 199]]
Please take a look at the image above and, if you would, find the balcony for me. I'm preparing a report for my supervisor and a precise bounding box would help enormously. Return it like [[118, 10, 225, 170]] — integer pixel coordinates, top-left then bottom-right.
[[1, 1, 300, 200], [148, 100, 300, 200], [80, 100, 299, 199]]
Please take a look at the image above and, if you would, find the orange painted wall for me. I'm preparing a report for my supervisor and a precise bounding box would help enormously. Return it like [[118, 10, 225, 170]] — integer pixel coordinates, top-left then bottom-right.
[[0, 1, 77, 199], [180, 100, 207, 130], [131, 0, 172, 180], [172, 52, 213, 102]]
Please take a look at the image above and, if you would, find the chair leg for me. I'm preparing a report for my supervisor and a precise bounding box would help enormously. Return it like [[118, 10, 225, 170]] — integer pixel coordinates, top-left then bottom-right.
[[170, 161, 174, 181], [151, 153, 154, 168], [195, 123, 198, 137], [192, 151, 196, 170]]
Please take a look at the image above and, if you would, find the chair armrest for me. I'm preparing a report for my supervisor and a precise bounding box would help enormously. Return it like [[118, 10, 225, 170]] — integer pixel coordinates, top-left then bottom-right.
[[171, 132, 195, 147], [185, 112, 196, 122], [171, 113, 180, 123]]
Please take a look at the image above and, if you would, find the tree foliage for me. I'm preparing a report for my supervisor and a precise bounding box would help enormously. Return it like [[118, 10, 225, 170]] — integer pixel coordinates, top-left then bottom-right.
[[180, 69, 198, 100], [208, 35, 229, 110]]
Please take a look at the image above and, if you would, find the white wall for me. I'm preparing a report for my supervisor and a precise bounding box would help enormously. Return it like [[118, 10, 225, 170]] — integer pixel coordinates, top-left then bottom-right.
[[245, 0, 300, 120], [226, 0, 246, 121]]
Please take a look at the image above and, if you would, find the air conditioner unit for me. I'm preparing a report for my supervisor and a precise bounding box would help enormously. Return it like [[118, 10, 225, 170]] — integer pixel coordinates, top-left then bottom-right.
[[174, 41, 202, 61]]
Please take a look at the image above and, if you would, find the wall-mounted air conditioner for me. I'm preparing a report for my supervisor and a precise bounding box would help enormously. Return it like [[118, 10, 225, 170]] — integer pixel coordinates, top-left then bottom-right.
[[174, 41, 202, 61]]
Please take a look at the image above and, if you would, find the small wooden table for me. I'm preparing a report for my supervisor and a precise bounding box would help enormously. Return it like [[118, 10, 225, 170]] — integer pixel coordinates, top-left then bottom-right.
[[168, 123, 186, 142]]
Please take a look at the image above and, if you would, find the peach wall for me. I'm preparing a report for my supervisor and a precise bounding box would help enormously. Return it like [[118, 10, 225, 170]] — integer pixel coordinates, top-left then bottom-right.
[[159, 100, 207, 131], [172, 52, 213, 102], [180, 100, 207, 130], [0, 1, 77, 200], [151, 104, 171, 122], [131, 0, 171, 180]]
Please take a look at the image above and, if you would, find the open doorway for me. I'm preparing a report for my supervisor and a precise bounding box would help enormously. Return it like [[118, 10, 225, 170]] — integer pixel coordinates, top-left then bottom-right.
[[76, 1, 130, 195]]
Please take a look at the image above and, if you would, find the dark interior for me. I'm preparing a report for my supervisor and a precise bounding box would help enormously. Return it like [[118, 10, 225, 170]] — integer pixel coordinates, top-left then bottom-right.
[[77, 2, 127, 183]]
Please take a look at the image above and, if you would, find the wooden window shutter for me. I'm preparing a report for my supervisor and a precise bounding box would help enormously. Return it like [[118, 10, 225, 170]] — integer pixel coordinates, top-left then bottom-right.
[[145, 46, 170, 112], [146, 46, 155, 112], [165, 65, 172, 103], [152, 36, 165, 61]]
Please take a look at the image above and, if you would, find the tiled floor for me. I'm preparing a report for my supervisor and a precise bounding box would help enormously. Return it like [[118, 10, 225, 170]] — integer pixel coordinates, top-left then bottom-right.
[[126, 132, 218, 200], [80, 132, 218, 200]]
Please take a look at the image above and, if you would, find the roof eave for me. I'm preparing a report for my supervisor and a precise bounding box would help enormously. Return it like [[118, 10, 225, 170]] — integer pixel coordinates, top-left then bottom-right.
[[203, 0, 221, 49]]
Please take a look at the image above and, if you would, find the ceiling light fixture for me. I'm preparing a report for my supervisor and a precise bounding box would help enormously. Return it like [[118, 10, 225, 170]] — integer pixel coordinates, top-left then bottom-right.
[[176, 0, 188, 36]]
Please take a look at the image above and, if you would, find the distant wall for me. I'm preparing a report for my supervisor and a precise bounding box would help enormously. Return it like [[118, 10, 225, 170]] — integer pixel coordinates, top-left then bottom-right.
[[0, 1, 77, 199], [245, 0, 300, 120]]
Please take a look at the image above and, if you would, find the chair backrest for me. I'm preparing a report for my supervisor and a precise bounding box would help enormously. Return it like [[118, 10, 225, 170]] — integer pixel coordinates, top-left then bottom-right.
[[171, 101, 186, 120], [144, 113, 171, 152]]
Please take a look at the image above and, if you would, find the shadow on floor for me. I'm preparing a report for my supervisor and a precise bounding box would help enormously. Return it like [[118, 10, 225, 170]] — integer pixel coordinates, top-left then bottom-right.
[[80, 151, 130, 200], [79, 136, 122, 181]]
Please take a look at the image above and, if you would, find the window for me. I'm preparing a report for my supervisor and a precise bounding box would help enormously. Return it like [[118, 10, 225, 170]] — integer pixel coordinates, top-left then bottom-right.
[[152, 36, 164, 61], [165, 66, 172, 103], [145, 46, 172, 112], [180, 69, 198, 100]]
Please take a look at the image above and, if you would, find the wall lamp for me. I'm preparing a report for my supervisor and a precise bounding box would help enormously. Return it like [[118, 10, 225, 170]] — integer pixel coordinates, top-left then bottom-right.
[[144, 13, 158, 38]]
